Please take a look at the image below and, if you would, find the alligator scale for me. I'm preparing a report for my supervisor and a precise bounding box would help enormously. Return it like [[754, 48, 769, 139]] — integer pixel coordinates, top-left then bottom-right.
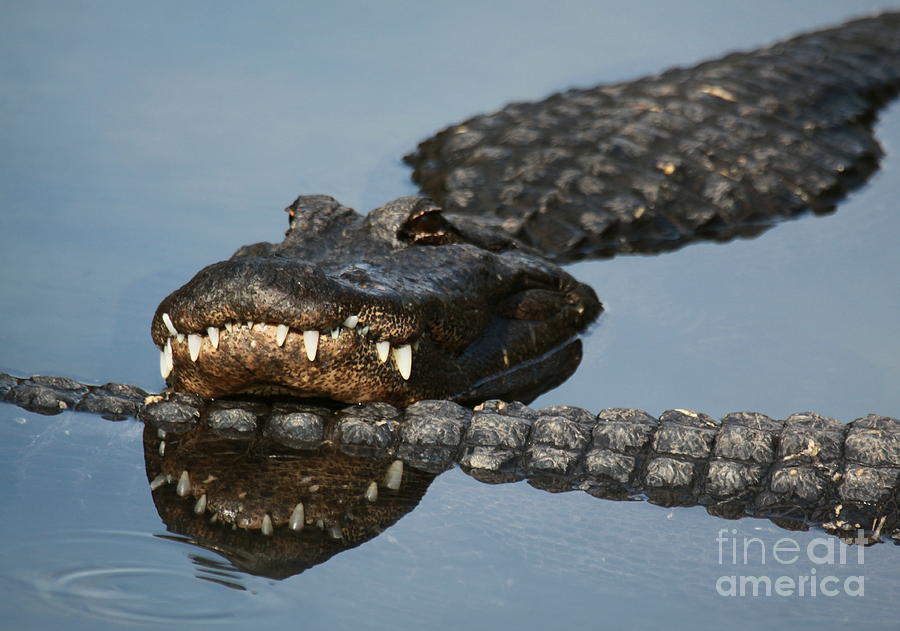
[[3, 13, 900, 561]]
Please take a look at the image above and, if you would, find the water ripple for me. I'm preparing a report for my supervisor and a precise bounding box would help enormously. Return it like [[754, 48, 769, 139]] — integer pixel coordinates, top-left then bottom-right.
[[2, 529, 282, 626]]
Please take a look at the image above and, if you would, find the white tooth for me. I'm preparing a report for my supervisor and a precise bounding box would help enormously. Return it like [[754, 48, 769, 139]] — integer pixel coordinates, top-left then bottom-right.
[[393, 344, 412, 380], [158, 440, 166, 456], [149, 474, 167, 491], [159, 349, 170, 379], [224, 322, 233, 333], [384, 460, 403, 490], [188, 334, 202, 361], [276, 324, 289, 347], [164, 338, 174, 374], [303, 330, 319, 360], [261, 514, 273, 536], [194, 494, 207, 515], [330, 327, 341, 340], [246, 321, 253, 329], [177, 471, 191, 497], [289, 503, 305, 531], [162, 313, 178, 336], [207, 327, 219, 349], [343, 315, 359, 329], [177, 333, 185, 343], [358, 325, 369, 336], [376, 340, 390, 363], [365, 481, 378, 502]]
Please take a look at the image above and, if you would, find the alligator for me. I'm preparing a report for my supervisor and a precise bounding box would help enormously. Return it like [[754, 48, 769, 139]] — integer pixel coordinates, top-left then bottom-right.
[[2, 13, 900, 557]]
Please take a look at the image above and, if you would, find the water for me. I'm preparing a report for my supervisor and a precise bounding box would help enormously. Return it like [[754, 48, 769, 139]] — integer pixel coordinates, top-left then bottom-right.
[[1, 1, 899, 628]]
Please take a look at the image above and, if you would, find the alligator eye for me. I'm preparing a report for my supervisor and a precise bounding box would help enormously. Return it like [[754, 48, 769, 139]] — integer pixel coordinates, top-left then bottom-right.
[[398, 203, 462, 245]]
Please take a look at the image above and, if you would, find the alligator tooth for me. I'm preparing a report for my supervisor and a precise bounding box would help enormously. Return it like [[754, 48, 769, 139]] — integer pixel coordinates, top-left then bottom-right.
[[246, 321, 253, 329], [328, 525, 343, 540], [159, 349, 169, 379], [188, 334, 202, 361], [365, 481, 378, 502], [276, 323, 289, 347], [343, 315, 359, 329], [376, 340, 390, 363], [384, 460, 403, 490], [358, 325, 369, 336], [261, 514, 274, 536], [392, 344, 412, 380], [158, 440, 166, 456], [162, 312, 178, 336], [194, 494, 207, 515], [289, 503, 305, 531], [224, 322, 233, 333], [149, 474, 167, 491], [177, 471, 191, 497], [330, 327, 341, 340], [303, 330, 319, 360], [207, 327, 219, 349], [163, 338, 174, 375], [176, 333, 185, 343]]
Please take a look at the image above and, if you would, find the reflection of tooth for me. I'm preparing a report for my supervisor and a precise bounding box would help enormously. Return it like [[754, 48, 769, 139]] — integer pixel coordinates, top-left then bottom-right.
[[162, 312, 178, 336], [328, 525, 343, 540], [289, 503, 305, 531], [384, 460, 403, 490], [224, 322, 233, 333], [261, 514, 273, 536], [276, 324, 289, 347], [365, 481, 378, 502], [164, 338, 174, 375], [207, 327, 219, 349], [188, 334, 202, 361], [194, 494, 207, 514], [303, 330, 319, 360], [393, 344, 412, 380], [376, 340, 390, 363], [343, 315, 359, 329], [177, 471, 191, 497]]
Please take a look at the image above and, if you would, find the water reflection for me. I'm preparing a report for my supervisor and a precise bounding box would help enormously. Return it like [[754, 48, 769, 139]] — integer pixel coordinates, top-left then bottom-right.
[[143, 420, 436, 579], [134, 400, 899, 584]]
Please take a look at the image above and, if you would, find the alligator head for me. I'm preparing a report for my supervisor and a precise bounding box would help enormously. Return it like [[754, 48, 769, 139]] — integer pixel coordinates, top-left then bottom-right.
[[152, 195, 601, 405]]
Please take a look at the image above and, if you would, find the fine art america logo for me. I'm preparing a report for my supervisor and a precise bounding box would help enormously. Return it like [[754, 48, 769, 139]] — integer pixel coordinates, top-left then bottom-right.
[[715, 529, 867, 598]]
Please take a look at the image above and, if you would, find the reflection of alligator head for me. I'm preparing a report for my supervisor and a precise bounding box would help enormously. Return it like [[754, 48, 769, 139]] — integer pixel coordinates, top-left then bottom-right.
[[143, 413, 436, 579]]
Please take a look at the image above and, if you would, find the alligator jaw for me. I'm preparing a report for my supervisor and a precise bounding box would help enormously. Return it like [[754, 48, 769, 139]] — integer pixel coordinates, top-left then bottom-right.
[[151, 195, 602, 405]]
